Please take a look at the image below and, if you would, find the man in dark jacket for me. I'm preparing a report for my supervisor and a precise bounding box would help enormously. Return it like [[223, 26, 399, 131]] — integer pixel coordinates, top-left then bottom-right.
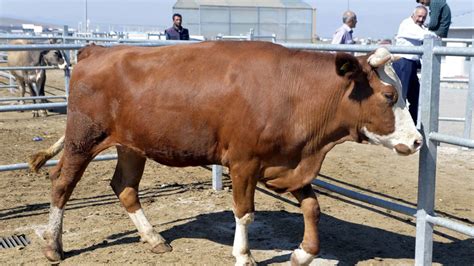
[[416, 0, 451, 37], [165, 13, 190, 40]]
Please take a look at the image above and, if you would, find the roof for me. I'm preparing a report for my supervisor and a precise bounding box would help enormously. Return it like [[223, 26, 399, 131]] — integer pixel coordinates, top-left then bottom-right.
[[173, 0, 312, 9]]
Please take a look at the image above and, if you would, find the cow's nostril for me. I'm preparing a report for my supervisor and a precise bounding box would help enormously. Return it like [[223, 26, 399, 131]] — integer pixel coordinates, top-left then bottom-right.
[[414, 139, 423, 149]]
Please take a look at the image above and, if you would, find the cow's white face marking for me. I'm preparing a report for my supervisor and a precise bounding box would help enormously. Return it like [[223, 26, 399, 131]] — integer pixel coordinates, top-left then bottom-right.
[[363, 48, 422, 154], [233, 213, 256, 265], [58, 62, 68, 70], [128, 209, 166, 245]]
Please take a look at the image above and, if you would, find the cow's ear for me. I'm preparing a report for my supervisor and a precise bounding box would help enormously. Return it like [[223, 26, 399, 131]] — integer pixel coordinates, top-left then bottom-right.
[[335, 53, 361, 77]]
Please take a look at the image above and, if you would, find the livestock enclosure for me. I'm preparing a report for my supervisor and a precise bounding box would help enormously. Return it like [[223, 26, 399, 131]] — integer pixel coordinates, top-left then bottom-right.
[[0, 36, 473, 265]]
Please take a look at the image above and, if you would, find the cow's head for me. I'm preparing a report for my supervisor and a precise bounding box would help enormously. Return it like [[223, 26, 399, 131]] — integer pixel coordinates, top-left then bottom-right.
[[41, 48, 68, 70], [336, 47, 422, 155]]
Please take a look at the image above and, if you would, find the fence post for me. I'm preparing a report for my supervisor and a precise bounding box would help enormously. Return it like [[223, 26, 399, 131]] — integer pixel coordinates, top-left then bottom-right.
[[415, 36, 442, 265], [63, 25, 71, 97], [212, 165, 223, 190], [463, 38, 474, 140], [248, 28, 254, 41]]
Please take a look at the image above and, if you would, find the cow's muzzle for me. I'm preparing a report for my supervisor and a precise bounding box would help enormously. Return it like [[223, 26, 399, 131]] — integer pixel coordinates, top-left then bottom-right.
[[394, 138, 423, 156], [58, 62, 68, 70]]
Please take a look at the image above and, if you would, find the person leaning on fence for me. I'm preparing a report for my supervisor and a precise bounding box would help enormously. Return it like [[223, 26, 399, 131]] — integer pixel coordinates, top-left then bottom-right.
[[165, 13, 189, 40], [392, 5, 438, 124], [331, 11, 357, 44], [416, 0, 451, 38]]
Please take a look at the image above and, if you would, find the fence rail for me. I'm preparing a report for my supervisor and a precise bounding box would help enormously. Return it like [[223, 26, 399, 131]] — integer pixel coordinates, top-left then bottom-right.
[[0, 95, 66, 102]]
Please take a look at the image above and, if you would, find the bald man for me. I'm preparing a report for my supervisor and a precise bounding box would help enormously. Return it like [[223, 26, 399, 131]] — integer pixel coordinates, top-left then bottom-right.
[[393, 6, 437, 124], [416, 0, 451, 38], [331, 11, 357, 44]]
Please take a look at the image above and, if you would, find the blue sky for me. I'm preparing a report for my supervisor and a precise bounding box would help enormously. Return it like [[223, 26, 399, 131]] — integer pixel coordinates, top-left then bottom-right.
[[0, 0, 472, 39]]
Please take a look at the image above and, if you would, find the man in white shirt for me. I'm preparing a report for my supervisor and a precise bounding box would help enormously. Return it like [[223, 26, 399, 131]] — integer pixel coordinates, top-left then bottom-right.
[[393, 5, 437, 124], [331, 11, 357, 44]]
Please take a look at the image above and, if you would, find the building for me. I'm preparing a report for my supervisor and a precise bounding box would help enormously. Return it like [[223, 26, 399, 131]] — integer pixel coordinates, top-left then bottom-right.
[[441, 9, 473, 79], [173, 0, 316, 42]]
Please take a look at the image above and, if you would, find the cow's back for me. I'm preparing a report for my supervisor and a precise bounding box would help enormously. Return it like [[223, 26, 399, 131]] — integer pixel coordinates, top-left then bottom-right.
[[7, 40, 35, 68]]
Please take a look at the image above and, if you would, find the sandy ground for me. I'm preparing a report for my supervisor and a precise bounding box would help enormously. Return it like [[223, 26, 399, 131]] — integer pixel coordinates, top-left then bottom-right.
[[0, 69, 473, 265]]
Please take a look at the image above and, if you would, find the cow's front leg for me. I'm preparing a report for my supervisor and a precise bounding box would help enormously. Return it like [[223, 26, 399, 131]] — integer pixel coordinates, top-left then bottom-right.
[[28, 82, 39, 117], [18, 80, 26, 105], [290, 184, 320, 266], [230, 162, 259, 266], [111, 146, 172, 253]]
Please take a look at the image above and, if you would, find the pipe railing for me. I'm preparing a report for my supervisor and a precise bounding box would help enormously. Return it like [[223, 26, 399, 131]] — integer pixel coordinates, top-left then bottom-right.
[[0, 95, 67, 102]]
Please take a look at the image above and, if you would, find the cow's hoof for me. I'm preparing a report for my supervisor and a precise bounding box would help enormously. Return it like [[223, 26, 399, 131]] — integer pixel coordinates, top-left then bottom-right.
[[42, 245, 64, 262], [234, 254, 257, 266], [290, 248, 314, 266], [151, 242, 173, 254], [40, 110, 48, 117]]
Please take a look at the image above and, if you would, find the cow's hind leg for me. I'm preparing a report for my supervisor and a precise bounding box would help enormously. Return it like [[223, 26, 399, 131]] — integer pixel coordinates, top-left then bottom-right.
[[110, 146, 172, 253], [40, 149, 94, 261], [290, 184, 320, 266], [40, 117, 112, 262], [230, 161, 259, 266]]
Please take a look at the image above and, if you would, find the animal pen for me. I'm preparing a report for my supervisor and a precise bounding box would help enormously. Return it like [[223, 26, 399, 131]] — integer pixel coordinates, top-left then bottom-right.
[[0, 34, 473, 265]]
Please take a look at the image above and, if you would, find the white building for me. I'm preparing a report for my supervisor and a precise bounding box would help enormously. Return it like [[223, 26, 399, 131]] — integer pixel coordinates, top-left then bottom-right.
[[442, 11, 473, 79], [173, 0, 316, 42]]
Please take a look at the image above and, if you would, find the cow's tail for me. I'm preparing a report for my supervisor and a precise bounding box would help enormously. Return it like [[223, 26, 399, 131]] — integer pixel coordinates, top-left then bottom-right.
[[29, 135, 65, 173]]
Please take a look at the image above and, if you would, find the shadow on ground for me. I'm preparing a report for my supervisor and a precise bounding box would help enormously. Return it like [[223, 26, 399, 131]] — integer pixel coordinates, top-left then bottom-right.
[[1, 179, 472, 265], [66, 210, 473, 265]]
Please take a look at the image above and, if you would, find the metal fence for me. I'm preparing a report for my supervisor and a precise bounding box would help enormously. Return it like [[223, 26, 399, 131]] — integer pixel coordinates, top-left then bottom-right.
[[0, 36, 473, 265]]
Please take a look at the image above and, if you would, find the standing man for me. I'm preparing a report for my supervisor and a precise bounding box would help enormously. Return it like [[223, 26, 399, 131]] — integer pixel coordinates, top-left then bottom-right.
[[165, 13, 189, 40], [416, 0, 451, 37], [393, 5, 437, 124], [331, 11, 357, 44]]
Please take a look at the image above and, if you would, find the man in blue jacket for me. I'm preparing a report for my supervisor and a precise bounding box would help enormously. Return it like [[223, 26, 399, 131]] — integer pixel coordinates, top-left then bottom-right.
[[416, 0, 451, 37], [165, 13, 190, 40]]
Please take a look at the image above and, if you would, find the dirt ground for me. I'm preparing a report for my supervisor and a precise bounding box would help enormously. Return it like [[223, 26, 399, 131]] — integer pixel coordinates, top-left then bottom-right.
[[0, 70, 473, 265]]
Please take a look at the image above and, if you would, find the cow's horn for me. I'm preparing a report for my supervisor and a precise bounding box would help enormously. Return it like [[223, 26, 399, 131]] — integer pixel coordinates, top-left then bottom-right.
[[391, 55, 402, 62], [368, 54, 392, 68]]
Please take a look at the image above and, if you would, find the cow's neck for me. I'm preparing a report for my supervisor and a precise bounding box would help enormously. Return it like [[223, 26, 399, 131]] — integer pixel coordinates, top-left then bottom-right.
[[37, 51, 46, 66], [306, 82, 355, 152], [273, 84, 356, 191]]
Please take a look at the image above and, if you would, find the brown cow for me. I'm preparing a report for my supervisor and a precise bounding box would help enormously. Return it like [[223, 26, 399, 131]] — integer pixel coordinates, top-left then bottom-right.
[[30, 41, 422, 265]]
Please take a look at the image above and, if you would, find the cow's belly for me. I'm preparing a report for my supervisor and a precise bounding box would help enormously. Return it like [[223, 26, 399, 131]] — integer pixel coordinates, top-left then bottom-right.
[[115, 115, 220, 167], [144, 143, 217, 167]]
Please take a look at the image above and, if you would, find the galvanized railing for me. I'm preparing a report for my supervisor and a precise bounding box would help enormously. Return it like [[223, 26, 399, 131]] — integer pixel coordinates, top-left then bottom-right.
[[0, 36, 473, 265]]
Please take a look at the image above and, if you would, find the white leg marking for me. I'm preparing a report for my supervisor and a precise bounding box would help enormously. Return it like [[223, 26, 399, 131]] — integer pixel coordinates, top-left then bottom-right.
[[128, 208, 165, 245], [291, 247, 315, 266], [233, 213, 256, 266], [36, 206, 64, 243]]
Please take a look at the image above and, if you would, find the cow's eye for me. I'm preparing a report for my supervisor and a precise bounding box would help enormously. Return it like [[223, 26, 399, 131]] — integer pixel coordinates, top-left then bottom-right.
[[383, 92, 395, 105]]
